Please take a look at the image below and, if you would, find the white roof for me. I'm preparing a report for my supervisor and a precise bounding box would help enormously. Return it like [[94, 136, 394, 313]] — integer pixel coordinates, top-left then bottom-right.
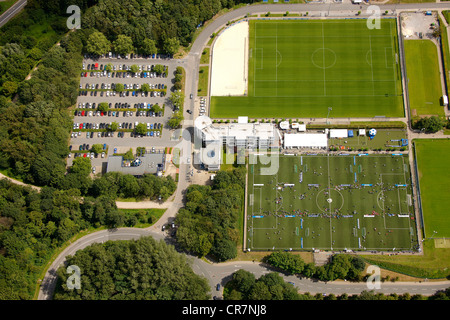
[[238, 116, 248, 124], [279, 121, 290, 130], [198, 116, 276, 143], [284, 133, 328, 148], [291, 123, 306, 131], [329, 129, 348, 138], [358, 129, 366, 136]]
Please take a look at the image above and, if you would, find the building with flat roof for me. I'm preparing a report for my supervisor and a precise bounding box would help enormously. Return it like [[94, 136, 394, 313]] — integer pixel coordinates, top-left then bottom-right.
[[195, 116, 278, 150], [283, 133, 328, 149], [106, 153, 165, 176], [194, 116, 279, 171]]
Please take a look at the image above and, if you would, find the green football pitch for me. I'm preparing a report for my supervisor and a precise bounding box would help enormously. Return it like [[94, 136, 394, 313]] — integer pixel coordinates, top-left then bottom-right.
[[211, 19, 404, 118], [246, 154, 418, 251], [414, 139, 450, 238]]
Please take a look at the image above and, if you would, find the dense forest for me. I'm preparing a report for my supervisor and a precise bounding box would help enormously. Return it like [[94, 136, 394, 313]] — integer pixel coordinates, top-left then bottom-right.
[[0, 0, 256, 193], [78, 0, 256, 53], [0, 0, 257, 300], [54, 236, 210, 300], [264, 251, 366, 282], [175, 167, 246, 261], [0, 178, 166, 299], [224, 269, 303, 300]]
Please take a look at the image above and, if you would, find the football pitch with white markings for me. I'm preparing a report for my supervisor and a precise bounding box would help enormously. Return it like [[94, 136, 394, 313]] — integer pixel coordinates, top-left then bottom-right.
[[211, 19, 404, 118], [246, 154, 418, 251]]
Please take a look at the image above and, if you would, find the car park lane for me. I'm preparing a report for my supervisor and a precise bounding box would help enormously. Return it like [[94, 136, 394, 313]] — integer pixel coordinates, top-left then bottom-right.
[[69, 55, 183, 173]]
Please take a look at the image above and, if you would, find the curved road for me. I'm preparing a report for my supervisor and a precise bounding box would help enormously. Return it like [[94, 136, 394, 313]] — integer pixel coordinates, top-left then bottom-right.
[[37, 1, 450, 300], [38, 228, 450, 300]]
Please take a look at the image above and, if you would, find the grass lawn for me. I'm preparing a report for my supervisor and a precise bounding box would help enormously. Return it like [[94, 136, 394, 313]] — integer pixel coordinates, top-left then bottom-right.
[[404, 40, 444, 117], [328, 129, 407, 151], [247, 154, 417, 251], [362, 240, 450, 279], [211, 19, 403, 118], [198, 66, 209, 97], [117, 208, 166, 227], [0, 0, 18, 15], [200, 47, 210, 65], [414, 139, 450, 239], [439, 17, 450, 94]]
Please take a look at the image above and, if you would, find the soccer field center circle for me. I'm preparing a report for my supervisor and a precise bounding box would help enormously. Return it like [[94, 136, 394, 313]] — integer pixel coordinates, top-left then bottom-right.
[[311, 47, 337, 70], [315, 188, 345, 213]]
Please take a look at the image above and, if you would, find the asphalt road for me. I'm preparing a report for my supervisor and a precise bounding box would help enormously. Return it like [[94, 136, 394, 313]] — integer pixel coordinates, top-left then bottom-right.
[[0, 0, 27, 28], [38, 228, 450, 300]]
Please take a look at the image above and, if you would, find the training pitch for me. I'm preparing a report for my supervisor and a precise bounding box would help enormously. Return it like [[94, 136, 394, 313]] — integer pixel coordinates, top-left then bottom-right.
[[246, 154, 418, 251], [211, 19, 403, 118]]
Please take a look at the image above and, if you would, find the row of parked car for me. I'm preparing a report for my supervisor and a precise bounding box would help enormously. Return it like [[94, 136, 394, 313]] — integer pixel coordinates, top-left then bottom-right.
[[81, 70, 166, 79], [84, 62, 166, 73], [73, 121, 163, 132], [199, 97, 207, 116], [78, 89, 165, 98], [83, 52, 171, 60], [75, 108, 163, 118], [82, 82, 166, 90]]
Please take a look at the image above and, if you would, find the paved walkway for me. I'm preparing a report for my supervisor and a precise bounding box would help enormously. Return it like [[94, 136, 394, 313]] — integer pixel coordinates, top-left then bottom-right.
[[0, 172, 41, 191]]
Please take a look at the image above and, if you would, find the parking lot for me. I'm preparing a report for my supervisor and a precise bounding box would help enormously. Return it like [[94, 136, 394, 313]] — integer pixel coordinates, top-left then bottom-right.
[[68, 55, 183, 173]]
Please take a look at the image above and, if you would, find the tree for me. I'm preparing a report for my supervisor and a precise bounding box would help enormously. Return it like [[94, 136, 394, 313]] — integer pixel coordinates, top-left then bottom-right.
[[105, 211, 124, 228], [104, 63, 113, 73], [114, 83, 124, 92], [174, 73, 182, 83], [54, 237, 210, 300], [265, 251, 305, 275], [135, 123, 147, 135], [248, 282, 272, 300], [169, 91, 185, 110], [163, 37, 180, 55], [415, 116, 444, 133], [153, 64, 165, 75], [168, 114, 183, 129], [113, 35, 134, 56], [91, 144, 103, 154], [151, 103, 162, 113], [70, 157, 92, 176], [141, 39, 157, 55], [123, 149, 134, 161], [86, 31, 111, 56], [130, 64, 139, 74], [302, 263, 316, 278], [140, 83, 150, 92], [232, 269, 256, 298], [432, 26, 441, 39], [98, 102, 109, 112], [2, 81, 18, 96], [28, 47, 43, 60], [173, 82, 182, 91], [211, 238, 237, 261], [110, 122, 118, 131]]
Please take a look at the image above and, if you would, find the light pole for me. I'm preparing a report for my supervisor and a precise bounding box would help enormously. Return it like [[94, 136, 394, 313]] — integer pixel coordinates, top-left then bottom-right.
[[326, 107, 332, 125]]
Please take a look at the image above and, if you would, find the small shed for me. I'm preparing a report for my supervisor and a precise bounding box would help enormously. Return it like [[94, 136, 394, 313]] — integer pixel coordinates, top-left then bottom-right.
[[279, 121, 290, 130], [297, 124, 306, 132]]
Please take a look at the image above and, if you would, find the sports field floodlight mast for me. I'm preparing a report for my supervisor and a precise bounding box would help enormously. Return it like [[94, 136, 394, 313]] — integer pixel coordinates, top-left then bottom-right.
[[326, 107, 332, 124]]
